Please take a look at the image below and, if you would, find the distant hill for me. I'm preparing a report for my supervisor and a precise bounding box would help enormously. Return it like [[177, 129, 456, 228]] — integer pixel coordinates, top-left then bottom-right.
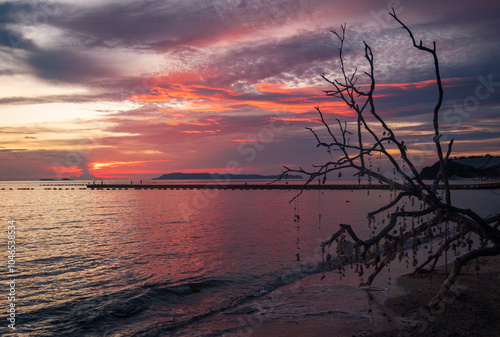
[[153, 172, 303, 180], [40, 173, 104, 181], [69, 173, 104, 180], [40, 177, 73, 181], [419, 155, 500, 179]]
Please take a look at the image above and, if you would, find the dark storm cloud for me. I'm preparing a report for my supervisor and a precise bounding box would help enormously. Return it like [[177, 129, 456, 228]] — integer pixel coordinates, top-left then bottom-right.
[[0, 27, 36, 50], [0, 1, 116, 82], [48, 0, 307, 50], [2, 0, 498, 88], [0, 1, 60, 46], [206, 30, 338, 86], [26, 47, 114, 82], [0, 1, 36, 23], [58, 1, 212, 42]]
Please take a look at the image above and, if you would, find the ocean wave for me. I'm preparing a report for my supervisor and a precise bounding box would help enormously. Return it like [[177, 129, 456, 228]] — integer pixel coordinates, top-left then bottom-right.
[[302, 309, 373, 320], [129, 260, 336, 336], [144, 277, 231, 296], [19, 284, 154, 336], [251, 259, 329, 298]]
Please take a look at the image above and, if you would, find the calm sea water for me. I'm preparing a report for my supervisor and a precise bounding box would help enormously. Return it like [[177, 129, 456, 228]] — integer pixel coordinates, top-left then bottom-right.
[[1, 180, 499, 336]]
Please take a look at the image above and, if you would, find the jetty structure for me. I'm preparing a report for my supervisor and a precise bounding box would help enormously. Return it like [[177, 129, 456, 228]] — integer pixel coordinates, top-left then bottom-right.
[[85, 171, 500, 191], [85, 181, 500, 191], [2, 181, 500, 191]]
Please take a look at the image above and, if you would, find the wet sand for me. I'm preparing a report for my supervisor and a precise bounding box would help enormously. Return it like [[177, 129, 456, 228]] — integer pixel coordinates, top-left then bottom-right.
[[367, 255, 500, 337], [246, 256, 500, 336]]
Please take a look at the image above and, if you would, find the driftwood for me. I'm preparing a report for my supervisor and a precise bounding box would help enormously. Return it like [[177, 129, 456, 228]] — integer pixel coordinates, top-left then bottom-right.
[[278, 10, 500, 308]]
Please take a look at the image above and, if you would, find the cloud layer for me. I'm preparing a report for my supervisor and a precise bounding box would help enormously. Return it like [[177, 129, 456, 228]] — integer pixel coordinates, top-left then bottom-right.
[[1, 0, 499, 180]]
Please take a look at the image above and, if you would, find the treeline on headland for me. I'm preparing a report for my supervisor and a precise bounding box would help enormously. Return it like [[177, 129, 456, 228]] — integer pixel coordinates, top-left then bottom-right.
[[420, 155, 500, 179]]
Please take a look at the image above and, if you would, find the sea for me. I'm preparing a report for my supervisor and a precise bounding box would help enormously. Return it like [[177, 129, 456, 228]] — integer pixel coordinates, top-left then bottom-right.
[[1, 179, 499, 336]]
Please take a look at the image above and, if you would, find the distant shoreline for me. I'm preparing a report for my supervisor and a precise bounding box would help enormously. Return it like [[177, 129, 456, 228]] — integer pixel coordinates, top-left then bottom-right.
[[152, 172, 303, 180], [85, 181, 500, 191]]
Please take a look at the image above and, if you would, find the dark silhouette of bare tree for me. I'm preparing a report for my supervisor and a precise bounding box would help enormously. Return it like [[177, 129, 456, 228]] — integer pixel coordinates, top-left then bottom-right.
[[278, 10, 500, 308]]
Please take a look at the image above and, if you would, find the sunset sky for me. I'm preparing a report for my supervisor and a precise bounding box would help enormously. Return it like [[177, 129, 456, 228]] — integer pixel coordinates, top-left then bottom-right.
[[1, 0, 499, 180]]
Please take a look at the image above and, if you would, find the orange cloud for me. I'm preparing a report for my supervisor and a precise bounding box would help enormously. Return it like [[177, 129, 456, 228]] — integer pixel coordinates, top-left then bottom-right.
[[166, 121, 211, 126], [270, 117, 321, 123], [378, 77, 464, 90], [255, 82, 325, 95], [165, 118, 221, 127], [47, 165, 81, 175], [179, 130, 221, 134], [179, 130, 203, 134], [129, 84, 240, 103], [231, 138, 260, 142], [91, 160, 171, 170], [130, 80, 433, 123], [129, 82, 335, 115]]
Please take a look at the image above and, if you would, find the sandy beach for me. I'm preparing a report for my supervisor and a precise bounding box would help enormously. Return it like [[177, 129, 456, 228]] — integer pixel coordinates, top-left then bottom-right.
[[368, 255, 500, 337], [247, 256, 500, 336]]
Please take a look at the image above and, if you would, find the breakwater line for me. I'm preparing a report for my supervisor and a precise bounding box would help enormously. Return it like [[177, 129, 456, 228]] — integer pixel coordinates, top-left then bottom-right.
[[86, 182, 500, 191]]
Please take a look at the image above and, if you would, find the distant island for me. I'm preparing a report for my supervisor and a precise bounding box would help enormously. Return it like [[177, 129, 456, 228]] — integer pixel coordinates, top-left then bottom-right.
[[40, 178, 73, 181], [153, 172, 303, 180], [40, 173, 104, 181], [420, 155, 500, 179]]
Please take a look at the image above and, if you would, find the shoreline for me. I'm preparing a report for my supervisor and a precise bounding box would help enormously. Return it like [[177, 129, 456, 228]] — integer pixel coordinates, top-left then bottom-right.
[[85, 181, 500, 191], [245, 256, 500, 336], [367, 255, 500, 337]]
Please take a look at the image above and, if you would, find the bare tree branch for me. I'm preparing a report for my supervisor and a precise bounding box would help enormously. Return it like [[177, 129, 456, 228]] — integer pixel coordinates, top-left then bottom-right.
[[278, 10, 500, 308]]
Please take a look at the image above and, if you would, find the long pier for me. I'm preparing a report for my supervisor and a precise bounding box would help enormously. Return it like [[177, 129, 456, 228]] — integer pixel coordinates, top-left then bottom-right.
[[86, 182, 500, 191], [87, 183, 381, 191]]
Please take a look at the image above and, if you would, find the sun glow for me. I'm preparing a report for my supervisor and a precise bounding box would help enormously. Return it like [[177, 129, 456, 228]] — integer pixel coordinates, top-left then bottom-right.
[[91, 160, 171, 170]]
